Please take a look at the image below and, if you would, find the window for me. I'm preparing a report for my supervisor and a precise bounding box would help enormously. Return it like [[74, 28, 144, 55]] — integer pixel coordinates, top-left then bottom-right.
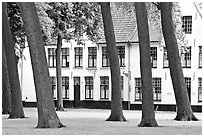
[[198, 78, 202, 102], [75, 47, 83, 67], [163, 47, 169, 68], [150, 47, 157, 68], [62, 77, 69, 99], [199, 46, 202, 68], [135, 78, 142, 101], [50, 77, 56, 99], [85, 77, 94, 99], [181, 47, 191, 68], [100, 76, 109, 99], [121, 76, 124, 100], [62, 48, 69, 68], [117, 46, 125, 67], [88, 47, 97, 68], [185, 77, 191, 102], [48, 48, 56, 67], [102, 47, 109, 67], [182, 16, 192, 34], [152, 78, 161, 101]]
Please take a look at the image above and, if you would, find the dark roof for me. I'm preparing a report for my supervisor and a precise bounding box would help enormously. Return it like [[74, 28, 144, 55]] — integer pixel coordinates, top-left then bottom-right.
[[98, 4, 160, 44]]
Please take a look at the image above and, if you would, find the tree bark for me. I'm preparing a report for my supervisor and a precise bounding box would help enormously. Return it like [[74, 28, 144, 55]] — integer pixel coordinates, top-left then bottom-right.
[[56, 33, 64, 111], [18, 2, 65, 128], [134, 2, 158, 127], [2, 2, 25, 118], [2, 45, 11, 114], [160, 2, 198, 121], [100, 2, 126, 121]]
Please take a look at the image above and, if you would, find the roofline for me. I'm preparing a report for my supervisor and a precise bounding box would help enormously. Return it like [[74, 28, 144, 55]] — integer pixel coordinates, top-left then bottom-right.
[[97, 40, 159, 45]]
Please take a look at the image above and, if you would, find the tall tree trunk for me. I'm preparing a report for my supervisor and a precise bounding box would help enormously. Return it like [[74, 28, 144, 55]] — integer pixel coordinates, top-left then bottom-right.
[[2, 45, 11, 114], [18, 2, 65, 128], [100, 2, 126, 121], [2, 2, 25, 118], [56, 33, 64, 111], [160, 2, 198, 121], [134, 2, 158, 127]]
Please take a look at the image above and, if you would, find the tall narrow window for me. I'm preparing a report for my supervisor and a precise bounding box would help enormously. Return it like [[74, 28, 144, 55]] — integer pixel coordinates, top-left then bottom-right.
[[182, 16, 192, 34], [102, 47, 109, 67], [152, 78, 161, 101], [121, 76, 124, 100], [163, 47, 169, 68], [150, 47, 157, 68], [62, 77, 69, 99], [100, 76, 109, 99], [198, 78, 202, 102], [75, 47, 83, 67], [135, 78, 142, 101], [181, 47, 191, 68], [88, 47, 97, 68], [85, 77, 94, 99], [62, 48, 69, 68], [185, 77, 191, 102], [199, 46, 202, 68], [117, 46, 125, 67], [50, 77, 56, 99], [48, 48, 56, 67]]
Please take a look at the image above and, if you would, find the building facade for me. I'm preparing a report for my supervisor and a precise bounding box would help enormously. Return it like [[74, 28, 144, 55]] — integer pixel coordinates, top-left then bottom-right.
[[20, 2, 203, 111]]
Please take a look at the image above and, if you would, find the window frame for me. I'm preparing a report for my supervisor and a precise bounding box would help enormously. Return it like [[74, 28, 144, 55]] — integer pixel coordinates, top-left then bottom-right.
[[61, 48, 69, 68], [163, 47, 169, 68], [74, 47, 83, 67], [85, 76, 94, 99], [117, 46, 125, 67], [150, 47, 157, 68], [181, 47, 191, 68], [135, 78, 142, 101], [62, 77, 69, 99], [198, 78, 202, 102], [102, 47, 110, 67], [100, 76, 109, 99], [48, 48, 56, 68], [198, 46, 202, 68], [182, 16, 192, 34], [88, 47, 97, 68]]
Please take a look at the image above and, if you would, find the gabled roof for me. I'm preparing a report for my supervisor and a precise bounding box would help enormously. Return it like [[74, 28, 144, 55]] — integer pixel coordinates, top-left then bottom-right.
[[98, 4, 160, 44]]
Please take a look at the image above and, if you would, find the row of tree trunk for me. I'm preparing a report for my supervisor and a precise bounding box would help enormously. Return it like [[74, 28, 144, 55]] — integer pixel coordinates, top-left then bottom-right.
[[2, 2, 198, 128]]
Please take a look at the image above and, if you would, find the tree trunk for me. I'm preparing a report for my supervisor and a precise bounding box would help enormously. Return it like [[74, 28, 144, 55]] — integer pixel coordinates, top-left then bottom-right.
[[18, 2, 65, 128], [2, 2, 25, 118], [134, 2, 158, 127], [100, 2, 126, 121], [56, 33, 64, 111], [2, 45, 11, 114], [160, 2, 198, 121]]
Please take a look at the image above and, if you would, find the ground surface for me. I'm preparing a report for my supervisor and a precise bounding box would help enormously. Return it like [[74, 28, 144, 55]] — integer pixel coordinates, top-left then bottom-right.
[[2, 108, 202, 135]]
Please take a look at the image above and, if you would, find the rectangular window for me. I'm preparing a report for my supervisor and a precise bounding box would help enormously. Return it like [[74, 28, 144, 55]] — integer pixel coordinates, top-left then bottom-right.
[[48, 48, 56, 67], [163, 47, 169, 68], [85, 77, 94, 99], [100, 76, 109, 99], [102, 47, 110, 67], [181, 47, 191, 68], [135, 78, 142, 101], [199, 46, 202, 68], [182, 16, 192, 34], [75, 47, 83, 67], [50, 77, 56, 99], [88, 47, 97, 68], [117, 46, 125, 67], [62, 48, 69, 68], [150, 47, 157, 68], [121, 76, 124, 100], [62, 77, 69, 99], [152, 78, 162, 101], [198, 78, 202, 102], [185, 77, 191, 102]]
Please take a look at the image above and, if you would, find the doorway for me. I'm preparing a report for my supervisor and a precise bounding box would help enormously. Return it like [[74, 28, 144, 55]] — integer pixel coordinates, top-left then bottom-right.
[[74, 77, 80, 108]]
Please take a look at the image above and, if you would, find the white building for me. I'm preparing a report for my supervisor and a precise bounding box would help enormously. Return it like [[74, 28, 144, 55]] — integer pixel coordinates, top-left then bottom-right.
[[19, 2, 203, 111]]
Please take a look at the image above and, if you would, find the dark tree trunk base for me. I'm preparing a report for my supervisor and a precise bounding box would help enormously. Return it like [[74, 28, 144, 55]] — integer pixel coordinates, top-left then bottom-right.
[[56, 107, 65, 111], [138, 118, 158, 127], [36, 122, 65, 128], [8, 115, 26, 119], [106, 115, 127, 122], [2, 111, 10, 115], [174, 113, 199, 121]]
